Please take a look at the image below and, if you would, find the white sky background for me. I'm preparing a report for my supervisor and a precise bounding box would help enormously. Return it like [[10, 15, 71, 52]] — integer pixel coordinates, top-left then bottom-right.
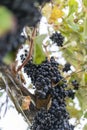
[[0, 0, 87, 130], [0, 108, 28, 130], [0, 92, 28, 130]]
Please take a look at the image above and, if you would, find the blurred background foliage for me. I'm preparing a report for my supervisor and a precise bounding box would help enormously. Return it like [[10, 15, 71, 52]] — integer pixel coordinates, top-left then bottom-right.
[[0, 0, 87, 128]]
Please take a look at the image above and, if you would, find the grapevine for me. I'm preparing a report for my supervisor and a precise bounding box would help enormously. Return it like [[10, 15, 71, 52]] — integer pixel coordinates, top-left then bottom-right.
[[0, 0, 87, 130]]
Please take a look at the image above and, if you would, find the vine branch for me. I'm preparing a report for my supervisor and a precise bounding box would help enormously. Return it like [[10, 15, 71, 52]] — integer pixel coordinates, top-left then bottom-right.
[[17, 27, 37, 72], [0, 65, 36, 126]]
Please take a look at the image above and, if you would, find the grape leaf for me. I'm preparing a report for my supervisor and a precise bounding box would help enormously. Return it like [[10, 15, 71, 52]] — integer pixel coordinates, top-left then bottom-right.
[[42, 3, 52, 19], [83, 0, 87, 7], [3, 51, 16, 64], [84, 112, 87, 118], [83, 14, 87, 40], [67, 105, 82, 119], [0, 92, 3, 97], [66, 15, 79, 32], [68, 0, 78, 15], [83, 124, 87, 130], [33, 35, 46, 64], [22, 96, 31, 110], [66, 98, 82, 119], [0, 6, 13, 36], [81, 72, 87, 86], [76, 87, 87, 111]]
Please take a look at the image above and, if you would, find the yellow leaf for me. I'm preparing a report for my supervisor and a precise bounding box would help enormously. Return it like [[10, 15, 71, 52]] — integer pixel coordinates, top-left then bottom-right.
[[22, 96, 31, 110], [42, 4, 52, 19], [49, 6, 64, 24]]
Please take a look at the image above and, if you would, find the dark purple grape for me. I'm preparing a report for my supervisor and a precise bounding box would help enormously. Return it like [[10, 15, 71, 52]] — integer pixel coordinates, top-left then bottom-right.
[[72, 80, 79, 90], [63, 63, 71, 72], [50, 32, 64, 47]]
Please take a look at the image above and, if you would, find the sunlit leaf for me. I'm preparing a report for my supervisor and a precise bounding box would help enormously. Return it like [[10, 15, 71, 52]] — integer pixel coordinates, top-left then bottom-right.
[[0, 92, 3, 97], [66, 15, 79, 32], [52, 0, 61, 5], [68, 0, 78, 15], [66, 98, 82, 119], [42, 4, 52, 19], [84, 112, 87, 118], [76, 87, 87, 111], [83, 0, 87, 7], [33, 35, 46, 64], [68, 73, 79, 83], [81, 72, 87, 86], [84, 72, 87, 84], [67, 106, 82, 119], [63, 46, 81, 69]]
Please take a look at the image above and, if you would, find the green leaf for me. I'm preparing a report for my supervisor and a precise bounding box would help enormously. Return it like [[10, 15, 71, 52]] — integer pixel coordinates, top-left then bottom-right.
[[76, 87, 87, 111], [83, 124, 87, 130], [83, 14, 87, 40], [69, 73, 79, 83], [84, 112, 87, 118], [83, 0, 87, 7], [81, 72, 87, 86], [66, 99, 82, 119], [3, 51, 16, 64], [68, 0, 78, 15], [67, 106, 82, 119], [66, 15, 79, 32], [0, 6, 13, 36], [63, 46, 81, 68], [0, 92, 3, 97], [84, 72, 87, 84], [33, 35, 46, 64]]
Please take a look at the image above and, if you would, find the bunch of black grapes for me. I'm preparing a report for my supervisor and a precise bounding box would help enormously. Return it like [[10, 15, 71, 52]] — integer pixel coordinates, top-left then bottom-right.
[[23, 56, 75, 130], [0, 0, 50, 62], [31, 86, 74, 130], [50, 32, 64, 47], [24, 57, 62, 98], [63, 63, 71, 72]]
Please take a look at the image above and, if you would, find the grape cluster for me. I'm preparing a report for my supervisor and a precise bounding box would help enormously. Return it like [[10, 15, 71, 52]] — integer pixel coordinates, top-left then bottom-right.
[[63, 63, 71, 72], [23, 56, 75, 130], [24, 57, 64, 98], [72, 80, 79, 90], [20, 49, 28, 63], [31, 83, 74, 130], [50, 32, 64, 47]]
